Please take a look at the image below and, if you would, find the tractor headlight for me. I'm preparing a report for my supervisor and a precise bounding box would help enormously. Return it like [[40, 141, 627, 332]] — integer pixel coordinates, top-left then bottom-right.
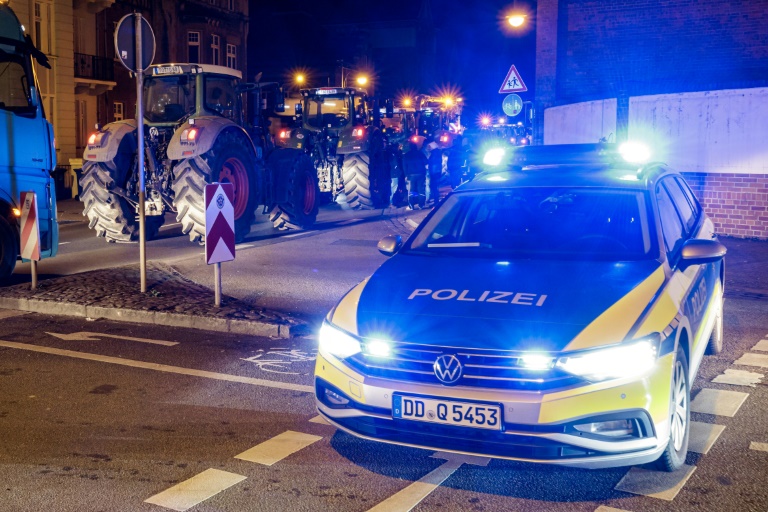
[[319, 323, 362, 359], [555, 337, 659, 382]]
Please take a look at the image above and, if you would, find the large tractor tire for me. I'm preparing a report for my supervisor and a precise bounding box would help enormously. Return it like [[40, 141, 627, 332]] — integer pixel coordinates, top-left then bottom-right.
[[267, 149, 319, 230], [341, 150, 388, 210], [0, 215, 18, 280], [80, 160, 163, 243], [172, 130, 258, 243]]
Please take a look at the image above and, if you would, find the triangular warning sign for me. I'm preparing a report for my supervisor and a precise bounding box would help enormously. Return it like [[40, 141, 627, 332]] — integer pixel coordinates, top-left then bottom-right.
[[499, 65, 527, 93]]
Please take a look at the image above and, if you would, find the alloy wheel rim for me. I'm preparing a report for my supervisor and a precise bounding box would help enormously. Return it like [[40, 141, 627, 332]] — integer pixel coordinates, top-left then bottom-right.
[[671, 360, 688, 451]]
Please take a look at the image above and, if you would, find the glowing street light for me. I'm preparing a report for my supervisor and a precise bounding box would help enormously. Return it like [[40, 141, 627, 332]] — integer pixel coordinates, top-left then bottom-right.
[[403, 98, 412, 107], [356, 75, 368, 86], [508, 14, 526, 27], [295, 74, 305, 85], [444, 97, 454, 106], [481, 116, 491, 126]]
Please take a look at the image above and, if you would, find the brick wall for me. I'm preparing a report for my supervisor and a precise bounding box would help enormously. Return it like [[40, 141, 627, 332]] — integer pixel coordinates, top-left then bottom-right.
[[683, 173, 768, 239]]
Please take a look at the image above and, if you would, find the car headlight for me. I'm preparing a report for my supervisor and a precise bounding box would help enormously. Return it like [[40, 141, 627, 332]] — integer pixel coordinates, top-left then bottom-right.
[[555, 337, 659, 382], [483, 147, 506, 166], [319, 323, 362, 359]]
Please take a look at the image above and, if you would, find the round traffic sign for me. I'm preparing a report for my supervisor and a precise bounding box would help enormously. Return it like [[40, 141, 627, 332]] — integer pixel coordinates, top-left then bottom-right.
[[502, 94, 523, 117], [114, 13, 155, 72]]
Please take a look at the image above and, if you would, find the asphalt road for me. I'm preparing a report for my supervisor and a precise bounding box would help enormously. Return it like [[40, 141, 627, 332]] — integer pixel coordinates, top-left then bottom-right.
[[1, 297, 767, 512]]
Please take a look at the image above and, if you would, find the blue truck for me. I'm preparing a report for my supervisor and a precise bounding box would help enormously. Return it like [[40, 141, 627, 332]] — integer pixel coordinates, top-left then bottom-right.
[[0, 3, 58, 280]]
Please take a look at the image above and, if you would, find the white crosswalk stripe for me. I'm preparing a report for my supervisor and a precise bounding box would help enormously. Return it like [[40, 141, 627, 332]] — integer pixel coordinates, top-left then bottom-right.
[[144, 468, 246, 511], [735, 352, 768, 368], [690, 388, 749, 417], [749, 442, 768, 452], [235, 430, 322, 466], [614, 465, 696, 501], [712, 368, 763, 387], [752, 339, 768, 352], [688, 421, 726, 454]]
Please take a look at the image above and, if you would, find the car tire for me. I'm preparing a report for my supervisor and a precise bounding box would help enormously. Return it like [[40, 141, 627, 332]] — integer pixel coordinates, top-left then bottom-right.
[[705, 299, 724, 355], [0, 215, 18, 280], [656, 345, 690, 472], [172, 130, 258, 243]]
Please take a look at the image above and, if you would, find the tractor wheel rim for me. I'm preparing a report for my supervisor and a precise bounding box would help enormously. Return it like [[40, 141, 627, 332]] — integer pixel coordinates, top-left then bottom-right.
[[219, 157, 249, 219], [302, 174, 316, 215], [671, 360, 687, 451]]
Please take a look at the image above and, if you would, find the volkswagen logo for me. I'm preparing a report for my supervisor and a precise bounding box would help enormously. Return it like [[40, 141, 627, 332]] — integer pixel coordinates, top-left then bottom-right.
[[433, 354, 463, 385]]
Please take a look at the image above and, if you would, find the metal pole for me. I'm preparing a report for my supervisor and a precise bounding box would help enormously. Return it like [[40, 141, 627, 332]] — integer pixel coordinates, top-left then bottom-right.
[[135, 13, 147, 293], [30, 260, 37, 290], [214, 262, 222, 307]]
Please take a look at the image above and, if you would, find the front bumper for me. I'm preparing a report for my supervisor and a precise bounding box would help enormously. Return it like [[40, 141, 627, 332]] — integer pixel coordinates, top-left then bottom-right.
[[315, 351, 674, 469]]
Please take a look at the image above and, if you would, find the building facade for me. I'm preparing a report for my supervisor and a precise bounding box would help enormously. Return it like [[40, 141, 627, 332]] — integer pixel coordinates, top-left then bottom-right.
[[535, 0, 768, 239]]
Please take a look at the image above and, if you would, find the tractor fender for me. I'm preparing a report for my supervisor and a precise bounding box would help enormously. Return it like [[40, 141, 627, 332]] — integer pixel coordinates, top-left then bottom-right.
[[166, 117, 258, 161], [82, 120, 137, 163], [336, 126, 381, 155]]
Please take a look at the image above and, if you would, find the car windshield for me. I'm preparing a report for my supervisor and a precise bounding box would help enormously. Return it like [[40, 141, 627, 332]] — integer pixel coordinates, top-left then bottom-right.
[[144, 75, 196, 123], [0, 47, 34, 115], [408, 187, 657, 260]]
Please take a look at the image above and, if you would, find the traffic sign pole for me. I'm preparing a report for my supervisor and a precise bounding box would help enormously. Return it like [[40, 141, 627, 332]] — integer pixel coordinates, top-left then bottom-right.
[[205, 183, 236, 307], [135, 13, 147, 293], [214, 262, 222, 307]]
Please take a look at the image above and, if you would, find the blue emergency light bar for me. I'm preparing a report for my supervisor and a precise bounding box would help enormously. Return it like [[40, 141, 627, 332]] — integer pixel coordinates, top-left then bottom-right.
[[482, 142, 653, 170]]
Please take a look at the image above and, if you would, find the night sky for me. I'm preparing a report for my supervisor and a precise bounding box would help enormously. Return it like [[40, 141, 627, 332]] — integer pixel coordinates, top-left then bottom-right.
[[248, 0, 536, 126]]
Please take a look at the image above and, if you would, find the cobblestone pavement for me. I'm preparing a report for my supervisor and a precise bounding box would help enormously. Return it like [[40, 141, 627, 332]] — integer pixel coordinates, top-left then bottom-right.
[[1, 204, 765, 336]]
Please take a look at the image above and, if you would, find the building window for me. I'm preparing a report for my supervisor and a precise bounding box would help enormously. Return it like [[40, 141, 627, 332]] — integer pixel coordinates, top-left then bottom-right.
[[211, 35, 220, 66], [113, 102, 124, 122], [226, 44, 236, 69], [227, 0, 235, 10], [188, 31, 200, 63], [75, 100, 87, 151], [34, 1, 53, 54]]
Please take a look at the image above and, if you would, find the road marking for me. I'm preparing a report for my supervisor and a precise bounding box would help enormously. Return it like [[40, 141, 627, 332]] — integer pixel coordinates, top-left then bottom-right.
[[688, 421, 725, 454], [309, 415, 332, 426], [712, 368, 764, 387], [234, 430, 322, 466], [336, 219, 362, 225], [595, 507, 633, 512], [58, 241, 71, 245], [46, 331, 178, 346], [749, 442, 768, 452], [235, 244, 254, 250], [144, 468, 246, 511], [735, 352, 768, 368], [614, 465, 696, 501], [365, 452, 490, 512], [0, 340, 314, 393], [690, 388, 749, 417], [160, 222, 182, 230], [406, 219, 420, 228], [752, 339, 768, 352], [283, 231, 316, 238], [0, 310, 30, 320]]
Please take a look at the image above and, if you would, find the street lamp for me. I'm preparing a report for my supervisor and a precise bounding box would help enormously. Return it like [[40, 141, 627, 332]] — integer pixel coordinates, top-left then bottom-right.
[[356, 75, 368, 86], [295, 73, 305, 85], [508, 14, 526, 27]]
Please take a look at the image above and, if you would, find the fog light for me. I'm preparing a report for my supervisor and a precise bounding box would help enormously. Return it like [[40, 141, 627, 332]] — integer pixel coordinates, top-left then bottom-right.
[[574, 419, 634, 437], [325, 388, 349, 406]]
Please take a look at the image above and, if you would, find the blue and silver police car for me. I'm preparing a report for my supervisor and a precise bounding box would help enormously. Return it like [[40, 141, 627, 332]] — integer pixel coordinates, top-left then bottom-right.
[[314, 142, 726, 471]]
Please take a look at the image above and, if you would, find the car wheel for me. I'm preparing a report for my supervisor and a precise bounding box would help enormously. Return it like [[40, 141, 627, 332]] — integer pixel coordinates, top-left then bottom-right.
[[705, 299, 724, 355], [656, 345, 690, 472]]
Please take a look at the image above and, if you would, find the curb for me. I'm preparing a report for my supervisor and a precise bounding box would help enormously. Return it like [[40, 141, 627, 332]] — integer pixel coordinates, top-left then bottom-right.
[[0, 297, 298, 338]]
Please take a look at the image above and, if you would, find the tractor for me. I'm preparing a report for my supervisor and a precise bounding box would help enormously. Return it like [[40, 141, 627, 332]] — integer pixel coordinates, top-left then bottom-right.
[[276, 87, 389, 210], [80, 63, 319, 243]]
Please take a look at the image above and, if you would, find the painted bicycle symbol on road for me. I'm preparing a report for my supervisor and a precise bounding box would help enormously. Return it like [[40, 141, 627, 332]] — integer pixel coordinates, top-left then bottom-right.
[[241, 348, 317, 375]]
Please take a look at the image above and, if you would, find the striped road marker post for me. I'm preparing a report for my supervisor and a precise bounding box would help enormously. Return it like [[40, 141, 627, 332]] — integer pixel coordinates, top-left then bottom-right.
[[19, 191, 41, 290]]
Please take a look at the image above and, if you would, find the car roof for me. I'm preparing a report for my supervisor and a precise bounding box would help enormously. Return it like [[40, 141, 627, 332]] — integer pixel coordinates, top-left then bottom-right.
[[461, 144, 678, 192]]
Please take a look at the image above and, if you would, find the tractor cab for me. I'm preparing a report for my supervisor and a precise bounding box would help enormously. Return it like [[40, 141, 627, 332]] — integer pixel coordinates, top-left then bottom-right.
[[299, 87, 371, 132]]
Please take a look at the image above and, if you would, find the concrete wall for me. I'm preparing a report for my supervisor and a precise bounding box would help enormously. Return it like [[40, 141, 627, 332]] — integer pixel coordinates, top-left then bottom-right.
[[543, 99, 617, 144]]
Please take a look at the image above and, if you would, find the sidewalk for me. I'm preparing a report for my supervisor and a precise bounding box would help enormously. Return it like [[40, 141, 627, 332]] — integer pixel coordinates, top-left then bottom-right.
[[1, 204, 765, 336], [0, 205, 430, 337]]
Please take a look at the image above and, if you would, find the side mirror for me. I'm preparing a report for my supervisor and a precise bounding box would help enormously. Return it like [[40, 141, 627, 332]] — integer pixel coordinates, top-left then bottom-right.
[[295, 103, 303, 116], [377, 234, 403, 257], [679, 238, 726, 270], [29, 86, 39, 108], [385, 98, 394, 119]]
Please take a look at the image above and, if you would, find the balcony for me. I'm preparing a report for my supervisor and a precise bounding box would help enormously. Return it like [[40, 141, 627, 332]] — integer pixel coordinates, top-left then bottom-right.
[[74, 53, 116, 96]]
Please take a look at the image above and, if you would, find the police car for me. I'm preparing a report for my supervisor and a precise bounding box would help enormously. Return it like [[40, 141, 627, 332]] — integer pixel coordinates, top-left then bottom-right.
[[314, 142, 726, 471]]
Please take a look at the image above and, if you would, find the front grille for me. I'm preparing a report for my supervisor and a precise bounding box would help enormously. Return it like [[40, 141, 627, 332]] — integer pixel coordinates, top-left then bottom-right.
[[345, 342, 583, 391]]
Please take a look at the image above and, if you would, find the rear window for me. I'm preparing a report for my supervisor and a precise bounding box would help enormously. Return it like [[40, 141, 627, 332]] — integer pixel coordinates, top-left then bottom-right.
[[408, 187, 657, 260]]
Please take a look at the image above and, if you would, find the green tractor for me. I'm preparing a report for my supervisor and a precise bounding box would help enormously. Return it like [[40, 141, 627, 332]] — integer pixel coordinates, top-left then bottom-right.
[[81, 63, 319, 243], [276, 87, 389, 209]]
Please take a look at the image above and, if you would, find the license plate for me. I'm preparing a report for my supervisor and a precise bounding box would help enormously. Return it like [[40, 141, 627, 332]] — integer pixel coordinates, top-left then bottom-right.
[[392, 394, 502, 430]]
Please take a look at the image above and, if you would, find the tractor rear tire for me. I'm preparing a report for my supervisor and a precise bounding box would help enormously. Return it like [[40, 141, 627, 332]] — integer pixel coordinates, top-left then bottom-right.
[[342, 150, 388, 210], [0, 215, 18, 280], [80, 160, 163, 243], [172, 130, 258, 243], [267, 149, 319, 230]]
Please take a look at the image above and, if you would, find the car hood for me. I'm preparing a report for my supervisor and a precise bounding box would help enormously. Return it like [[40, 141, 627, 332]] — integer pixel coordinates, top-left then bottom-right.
[[352, 254, 663, 352]]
